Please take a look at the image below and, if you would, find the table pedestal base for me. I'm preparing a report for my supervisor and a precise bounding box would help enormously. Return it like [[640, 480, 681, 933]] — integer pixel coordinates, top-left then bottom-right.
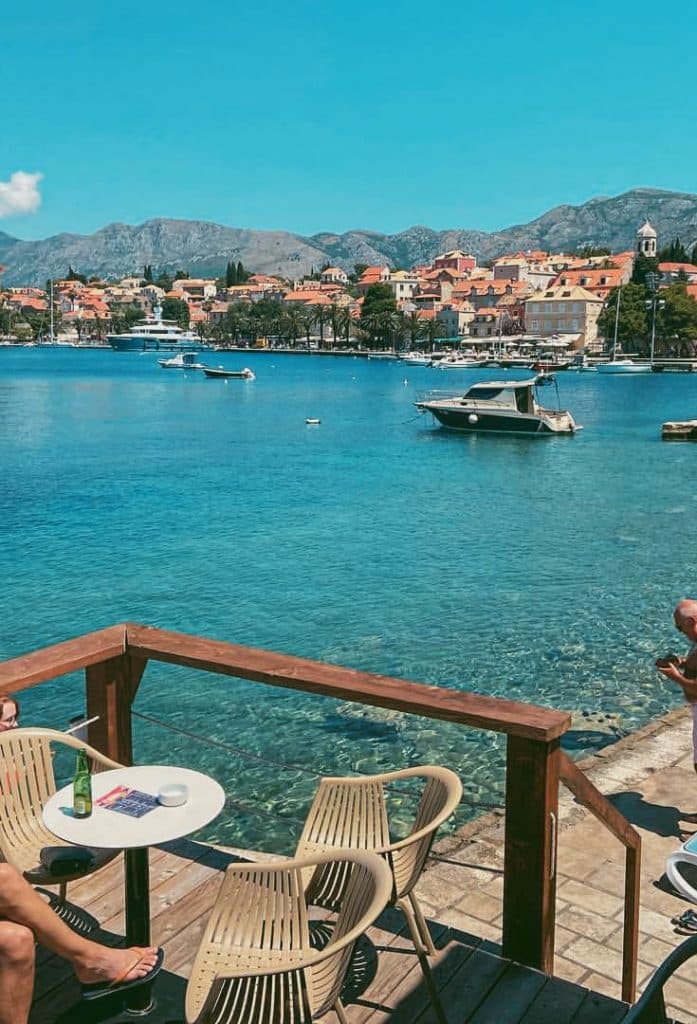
[[124, 847, 154, 1016]]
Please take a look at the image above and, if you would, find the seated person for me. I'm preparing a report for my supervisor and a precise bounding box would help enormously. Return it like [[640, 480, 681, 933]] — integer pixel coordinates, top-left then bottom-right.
[[0, 694, 19, 733], [0, 862, 162, 1024]]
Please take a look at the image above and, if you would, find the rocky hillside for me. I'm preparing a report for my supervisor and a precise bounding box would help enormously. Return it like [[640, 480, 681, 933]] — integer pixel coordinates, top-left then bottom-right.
[[3, 188, 697, 285]]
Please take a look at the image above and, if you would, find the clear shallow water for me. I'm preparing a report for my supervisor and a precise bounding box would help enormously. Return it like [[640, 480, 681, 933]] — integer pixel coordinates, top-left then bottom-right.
[[2, 349, 697, 851]]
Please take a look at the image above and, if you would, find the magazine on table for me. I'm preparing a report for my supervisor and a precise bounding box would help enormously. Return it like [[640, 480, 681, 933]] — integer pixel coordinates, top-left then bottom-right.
[[96, 785, 159, 818]]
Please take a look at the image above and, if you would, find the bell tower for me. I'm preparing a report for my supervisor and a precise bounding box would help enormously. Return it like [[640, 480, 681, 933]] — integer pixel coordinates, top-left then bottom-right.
[[636, 218, 657, 258]]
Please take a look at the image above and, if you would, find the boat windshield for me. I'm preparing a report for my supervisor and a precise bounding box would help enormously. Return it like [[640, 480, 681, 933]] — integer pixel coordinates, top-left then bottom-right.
[[463, 385, 507, 400]]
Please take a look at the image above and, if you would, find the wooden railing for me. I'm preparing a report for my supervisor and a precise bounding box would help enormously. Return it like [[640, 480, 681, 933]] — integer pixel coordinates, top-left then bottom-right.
[[560, 752, 641, 1002], [0, 623, 640, 1000]]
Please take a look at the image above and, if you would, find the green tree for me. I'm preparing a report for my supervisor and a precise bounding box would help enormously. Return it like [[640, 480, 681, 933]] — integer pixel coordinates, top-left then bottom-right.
[[658, 284, 697, 356], [225, 261, 237, 287], [143, 265, 153, 282], [691, 244, 697, 267], [236, 261, 247, 284], [404, 311, 426, 346], [327, 302, 341, 346], [632, 253, 660, 287], [423, 317, 447, 347], [161, 297, 190, 328], [351, 263, 369, 281], [658, 237, 689, 263], [360, 308, 401, 349], [155, 272, 173, 292], [361, 282, 397, 319], [577, 246, 611, 258], [280, 306, 305, 346], [311, 304, 328, 348], [597, 284, 649, 353], [337, 308, 353, 346], [223, 302, 250, 343], [66, 266, 87, 284]]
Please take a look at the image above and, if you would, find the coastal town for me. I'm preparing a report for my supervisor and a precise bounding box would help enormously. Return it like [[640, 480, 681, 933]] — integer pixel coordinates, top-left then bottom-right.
[[3, 218, 697, 358]]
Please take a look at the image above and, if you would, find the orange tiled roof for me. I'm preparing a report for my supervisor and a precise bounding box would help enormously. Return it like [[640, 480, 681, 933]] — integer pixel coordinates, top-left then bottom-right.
[[551, 267, 624, 289], [659, 262, 697, 274], [8, 295, 47, 310], [285, 290, 331, 304]]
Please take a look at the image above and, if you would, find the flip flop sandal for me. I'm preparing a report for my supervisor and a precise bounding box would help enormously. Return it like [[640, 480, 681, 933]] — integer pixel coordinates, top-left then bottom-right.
[[671, 909, 697, 927], [81, 946, 164, 1001], [675, 920, 697, 936]]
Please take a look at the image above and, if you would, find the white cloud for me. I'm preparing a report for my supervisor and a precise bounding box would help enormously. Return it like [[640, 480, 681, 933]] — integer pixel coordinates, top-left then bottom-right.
[[0, 171, 43, 218]]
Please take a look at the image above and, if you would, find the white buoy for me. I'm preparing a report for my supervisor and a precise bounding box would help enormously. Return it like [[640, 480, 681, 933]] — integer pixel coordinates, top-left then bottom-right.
[[306, 418, 320, 425]]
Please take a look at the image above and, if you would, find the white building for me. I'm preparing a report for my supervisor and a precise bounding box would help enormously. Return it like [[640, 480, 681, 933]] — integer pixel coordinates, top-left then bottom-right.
[[524, 285, 603, 350]]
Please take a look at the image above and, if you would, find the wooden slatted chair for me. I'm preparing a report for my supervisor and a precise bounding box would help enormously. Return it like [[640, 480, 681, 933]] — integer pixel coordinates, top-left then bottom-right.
[[184, 849, 392, 1024], [0, 727, 122, 902], [294, 766, 462, 1024]]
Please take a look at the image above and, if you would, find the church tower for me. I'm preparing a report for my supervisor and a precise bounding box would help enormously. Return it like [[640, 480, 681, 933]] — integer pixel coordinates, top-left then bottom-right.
[[636, 218, 657, 258]]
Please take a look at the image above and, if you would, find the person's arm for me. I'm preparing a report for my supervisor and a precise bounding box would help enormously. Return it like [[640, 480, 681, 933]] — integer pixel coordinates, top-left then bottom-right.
[[656, 661, 697, 698]]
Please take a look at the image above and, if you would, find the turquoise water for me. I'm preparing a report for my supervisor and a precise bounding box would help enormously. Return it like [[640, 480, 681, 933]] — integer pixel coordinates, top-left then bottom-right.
[[2, 348, 697, 850]]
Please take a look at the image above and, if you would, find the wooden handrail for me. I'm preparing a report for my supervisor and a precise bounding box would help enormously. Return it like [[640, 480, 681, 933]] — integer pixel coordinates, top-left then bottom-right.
[[124, 624, 571, 742], [0, 625, 127, 691], [560, 751, 641, 1003]]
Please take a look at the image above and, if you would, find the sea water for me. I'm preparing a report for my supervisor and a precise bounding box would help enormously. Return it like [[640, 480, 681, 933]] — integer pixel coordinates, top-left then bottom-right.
[[1, 348, 696, 850]]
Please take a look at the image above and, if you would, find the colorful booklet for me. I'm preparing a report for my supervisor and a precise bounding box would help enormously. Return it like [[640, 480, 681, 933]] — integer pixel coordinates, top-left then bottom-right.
[[96, 785, 159, 818]]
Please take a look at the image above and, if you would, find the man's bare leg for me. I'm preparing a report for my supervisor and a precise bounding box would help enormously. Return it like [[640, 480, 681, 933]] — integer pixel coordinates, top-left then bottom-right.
[[0, 922, 35, 1024], [0, 864, 158, 986]]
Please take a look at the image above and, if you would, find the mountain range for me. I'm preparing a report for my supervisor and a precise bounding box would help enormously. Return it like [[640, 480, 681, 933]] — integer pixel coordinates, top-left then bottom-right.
[[3, 188, 697, 286]]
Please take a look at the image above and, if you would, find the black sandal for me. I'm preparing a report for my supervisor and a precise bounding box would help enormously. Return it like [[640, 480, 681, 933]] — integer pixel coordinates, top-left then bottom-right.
[[671, 908, 697, 929]]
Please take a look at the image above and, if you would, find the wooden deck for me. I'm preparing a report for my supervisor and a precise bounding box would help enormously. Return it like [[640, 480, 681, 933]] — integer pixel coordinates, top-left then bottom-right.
[[28, 838, 634, 1024]]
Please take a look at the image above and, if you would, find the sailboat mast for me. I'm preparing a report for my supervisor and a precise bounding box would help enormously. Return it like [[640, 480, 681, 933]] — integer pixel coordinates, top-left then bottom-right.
[[611, 285, 621, 361], [49, 280, 54, 343]]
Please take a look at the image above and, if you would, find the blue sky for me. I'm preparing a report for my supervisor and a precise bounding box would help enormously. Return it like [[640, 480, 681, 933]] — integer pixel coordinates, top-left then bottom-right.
[[2, 0, 694, 241]]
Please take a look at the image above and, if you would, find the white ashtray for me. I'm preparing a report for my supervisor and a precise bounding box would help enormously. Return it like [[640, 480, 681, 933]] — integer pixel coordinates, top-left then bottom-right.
[[157, 783, 188, 807]]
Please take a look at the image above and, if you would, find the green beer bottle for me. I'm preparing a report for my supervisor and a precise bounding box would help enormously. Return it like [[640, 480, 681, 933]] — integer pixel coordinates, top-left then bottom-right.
[[72, 748, 92, 818]]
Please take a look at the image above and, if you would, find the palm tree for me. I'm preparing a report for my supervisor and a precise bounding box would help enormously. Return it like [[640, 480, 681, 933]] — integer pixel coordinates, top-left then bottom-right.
[[311, 304, 328, 348], [280, 307, 305, 347], [404, 311, 426, 349], [337, 308, 353, 347], [298, 308, 313, 347], [225, 303, 250, 344], [423, 317, 448, 348], [328, 303, 341, 347], [377, 309, 402, 350]]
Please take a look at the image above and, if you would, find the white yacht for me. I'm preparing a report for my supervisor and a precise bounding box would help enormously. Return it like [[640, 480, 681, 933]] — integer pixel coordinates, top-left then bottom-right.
[[108, 305, 211, 352]]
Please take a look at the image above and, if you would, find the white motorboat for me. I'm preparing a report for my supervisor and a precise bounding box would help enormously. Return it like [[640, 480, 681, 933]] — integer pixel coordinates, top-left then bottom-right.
[[433, 355, 483, 369], [399, 352, 432, 366], [596, 359, 651, 374], [415, 375, 579, 435], [158, 352, 208, 370]]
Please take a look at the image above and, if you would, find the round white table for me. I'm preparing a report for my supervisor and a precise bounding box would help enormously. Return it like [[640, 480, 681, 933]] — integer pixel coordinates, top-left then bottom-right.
[[43, 765, 225, 1016]]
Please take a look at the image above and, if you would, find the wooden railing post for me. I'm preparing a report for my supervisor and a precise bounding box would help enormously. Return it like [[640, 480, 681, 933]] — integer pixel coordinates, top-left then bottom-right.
[[85, 654, 147, 765], [502, 735, 560, 972]]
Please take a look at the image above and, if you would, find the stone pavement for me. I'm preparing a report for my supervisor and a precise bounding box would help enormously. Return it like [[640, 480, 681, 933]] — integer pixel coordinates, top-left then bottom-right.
[[421, 706, 697, 1023]]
